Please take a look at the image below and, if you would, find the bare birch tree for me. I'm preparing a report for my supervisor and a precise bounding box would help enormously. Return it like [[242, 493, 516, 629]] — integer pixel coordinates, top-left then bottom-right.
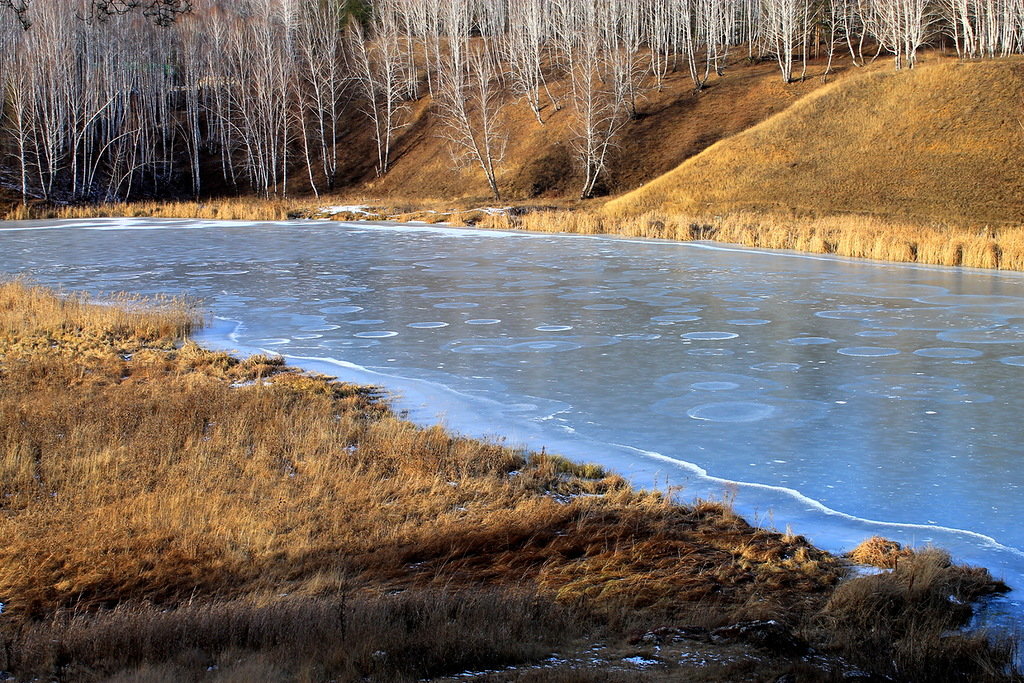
[[349, 1, 409, 176]]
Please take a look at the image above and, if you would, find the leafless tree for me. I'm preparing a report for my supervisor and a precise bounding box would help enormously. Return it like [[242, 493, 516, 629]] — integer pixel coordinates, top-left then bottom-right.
[[436, 36, 507, 199], [761, 0, 810, 82], [349, 1, 410, 176], [864, 0, 934, 69], [295, 0, 350, 195]]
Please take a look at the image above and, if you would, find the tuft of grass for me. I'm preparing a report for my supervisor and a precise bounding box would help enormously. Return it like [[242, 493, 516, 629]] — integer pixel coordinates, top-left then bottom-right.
[[847, 535, 916, 569], [817, 547, 1013, 682]]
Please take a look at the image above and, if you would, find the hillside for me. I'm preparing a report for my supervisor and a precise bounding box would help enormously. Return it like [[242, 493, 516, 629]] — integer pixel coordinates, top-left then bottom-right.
[[606, 58, 1024, 226], [0, 55, 837, 215], [342, 57, 840, 203]]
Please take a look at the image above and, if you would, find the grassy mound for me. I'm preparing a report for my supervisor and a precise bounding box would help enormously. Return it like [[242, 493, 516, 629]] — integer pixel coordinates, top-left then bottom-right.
[[607, 58, 1024, 226]]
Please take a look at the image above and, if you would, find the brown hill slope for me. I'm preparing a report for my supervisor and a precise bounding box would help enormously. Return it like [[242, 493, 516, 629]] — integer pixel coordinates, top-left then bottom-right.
[[346, 57, 841, 202], [606, 58, 1024, 225]]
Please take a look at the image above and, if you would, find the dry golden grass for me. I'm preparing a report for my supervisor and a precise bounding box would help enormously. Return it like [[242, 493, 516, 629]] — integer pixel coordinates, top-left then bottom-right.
[[0, 281, 1017, 681], [0, 198, 299, 222], [847, 536, 917, 569], [0, 280, 845, 680], [475, 207, 1024, 270], [607, 58, 1024, 227], [818, 547, 1015, 682]]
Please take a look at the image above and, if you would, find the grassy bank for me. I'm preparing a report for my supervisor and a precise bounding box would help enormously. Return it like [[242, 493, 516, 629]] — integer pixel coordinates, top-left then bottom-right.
[[478, 208, 1024, 271], [0, 280, 1018, 681], [8, 196, 1024, 272]]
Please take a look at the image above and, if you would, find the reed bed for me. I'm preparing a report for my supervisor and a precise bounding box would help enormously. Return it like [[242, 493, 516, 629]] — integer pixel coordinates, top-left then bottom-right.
[[0, 198, 298, 222], [474, 208, 1024, 271]]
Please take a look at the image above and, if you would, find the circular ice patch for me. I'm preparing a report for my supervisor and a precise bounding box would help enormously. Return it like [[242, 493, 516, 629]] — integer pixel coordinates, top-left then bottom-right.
[[719, 295, 763, 303], [354, 331, 398, 339], [687, 348, 734, 357], [509, 340, 582, 352], [661, 397, 831, 425], [616, 333, 662, 341], [690, 381, 742, 391], [780, 337, 835, 346], [407, 322, 450, 329], [348, 319, 386, 325], [681, 331, 739, 341], [466, 319, 501, 325], [857, 330, 899, 338], [727, 306, 760, 312], [1000, 356, 1024, 367], [837, 347, 901, 357], [583, 303, 627, 311], [434, 302, 479, 309], [448, 343, 510, 354], [651, 314, 702, 323], [913, 347, 983, 359], [319, 304, 363, 315], [446, 335, 617, 354], [751, 362, 801, 373], [727, 319, 771, 326], [535, 325, 574, 332], [656, 371, 782, 393], [815, 306, 886, 321], [687, 401, 776, 422]]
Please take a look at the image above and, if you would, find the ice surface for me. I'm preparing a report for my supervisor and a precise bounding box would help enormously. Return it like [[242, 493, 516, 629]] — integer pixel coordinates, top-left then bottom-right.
[[3, 217, 1024, 630]]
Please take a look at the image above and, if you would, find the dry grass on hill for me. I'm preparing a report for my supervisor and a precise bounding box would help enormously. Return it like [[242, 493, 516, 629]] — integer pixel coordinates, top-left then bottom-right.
[[0, 281, 1018, 681], [607, 58, 1024, 226]]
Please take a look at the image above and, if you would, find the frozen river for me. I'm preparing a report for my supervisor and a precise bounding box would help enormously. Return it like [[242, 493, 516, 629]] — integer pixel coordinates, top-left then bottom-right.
[[2, 217, 1023, 623]]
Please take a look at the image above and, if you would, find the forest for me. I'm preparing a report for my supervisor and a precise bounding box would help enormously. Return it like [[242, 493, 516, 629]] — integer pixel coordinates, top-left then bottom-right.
[[2, 0, 1024, 204]]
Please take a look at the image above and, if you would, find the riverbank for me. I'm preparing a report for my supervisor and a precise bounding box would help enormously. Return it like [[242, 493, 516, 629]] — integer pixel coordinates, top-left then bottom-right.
[[0, 280, 1018, 681], [5, 196, 1023, 272]]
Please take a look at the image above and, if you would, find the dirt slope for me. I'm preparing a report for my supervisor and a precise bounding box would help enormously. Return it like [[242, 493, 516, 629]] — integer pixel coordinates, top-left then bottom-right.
[[606, 58, 1024, 225]]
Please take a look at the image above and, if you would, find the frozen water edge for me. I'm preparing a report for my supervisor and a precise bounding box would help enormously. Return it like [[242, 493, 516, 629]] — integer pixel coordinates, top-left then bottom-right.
[[5, 216, 1023, 634], [198, 316, 1024, 618]]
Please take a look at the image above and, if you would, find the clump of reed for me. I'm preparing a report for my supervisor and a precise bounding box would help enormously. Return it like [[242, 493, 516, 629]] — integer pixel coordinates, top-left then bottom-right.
[[817, 547, 1014, 682]]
